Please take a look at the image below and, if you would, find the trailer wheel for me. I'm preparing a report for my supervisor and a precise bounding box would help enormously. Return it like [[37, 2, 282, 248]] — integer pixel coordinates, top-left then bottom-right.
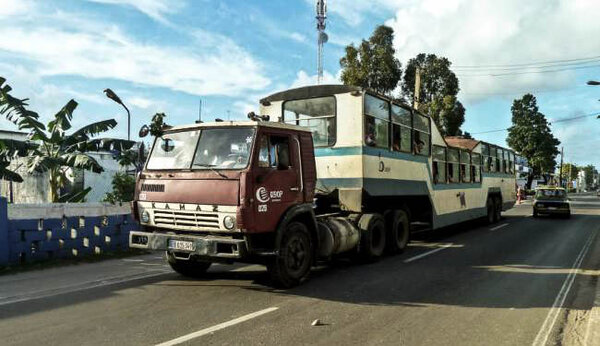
[[268, 221, 313, 288], [387, 210, 410, 254], [358, 213, 386, 261], [494, 197, 502, 222], [166, 252, 211, 278], [486, 198, 495, 224]]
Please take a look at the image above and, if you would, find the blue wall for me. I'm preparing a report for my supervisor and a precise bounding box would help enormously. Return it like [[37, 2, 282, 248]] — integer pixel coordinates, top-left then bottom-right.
[[0, 198, 138, 266]]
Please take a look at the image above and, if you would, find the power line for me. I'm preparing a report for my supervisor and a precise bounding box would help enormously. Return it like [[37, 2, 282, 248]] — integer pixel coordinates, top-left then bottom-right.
[[470, 111, 600, 135], [453, 55, 600, 69], [456, 64, 600, 77], [454, 58, 600, 72]]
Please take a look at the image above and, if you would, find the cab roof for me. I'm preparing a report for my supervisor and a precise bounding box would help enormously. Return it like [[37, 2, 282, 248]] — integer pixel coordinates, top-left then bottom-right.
[[165, 120, 311, 133]]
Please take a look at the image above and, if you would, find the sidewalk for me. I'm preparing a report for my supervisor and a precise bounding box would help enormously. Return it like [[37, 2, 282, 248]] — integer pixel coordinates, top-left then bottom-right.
[[0, 253, 170, 306]]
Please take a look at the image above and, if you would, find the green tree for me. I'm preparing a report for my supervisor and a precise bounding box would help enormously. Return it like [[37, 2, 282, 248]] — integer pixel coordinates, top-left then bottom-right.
[[103, 172, 136, 204], [507, 94, 560, 188], [0, 77, 135, 202], [581, 164, 596, 187], [339, 25, 402, 95], [560, 163, 579, 183], [401, 53, 465, 136]]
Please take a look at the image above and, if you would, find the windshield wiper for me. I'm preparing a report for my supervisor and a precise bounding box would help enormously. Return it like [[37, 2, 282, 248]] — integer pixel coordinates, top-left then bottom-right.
[[193, 164, 228, 179]]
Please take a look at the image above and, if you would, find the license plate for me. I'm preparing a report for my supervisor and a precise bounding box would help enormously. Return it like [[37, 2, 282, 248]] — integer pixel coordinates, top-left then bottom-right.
[[168, 240, 195, 251], [548, 207, 557, 210]]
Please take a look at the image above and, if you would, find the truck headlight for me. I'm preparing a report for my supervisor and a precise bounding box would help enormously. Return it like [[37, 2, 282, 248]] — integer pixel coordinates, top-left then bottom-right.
[[223, 215, 236, 230], [141, 210, 150, 223]]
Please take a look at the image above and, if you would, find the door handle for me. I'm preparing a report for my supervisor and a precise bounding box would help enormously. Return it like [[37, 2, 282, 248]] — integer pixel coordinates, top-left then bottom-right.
[[290, 187, 300, 191]]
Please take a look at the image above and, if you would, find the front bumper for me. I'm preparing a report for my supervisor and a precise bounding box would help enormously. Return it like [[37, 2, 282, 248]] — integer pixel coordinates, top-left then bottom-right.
[[129, 231, 247, 259], [534, 206, 570, 215]]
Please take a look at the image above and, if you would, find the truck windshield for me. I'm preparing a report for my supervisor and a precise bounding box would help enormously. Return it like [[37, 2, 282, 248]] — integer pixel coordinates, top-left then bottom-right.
[[147, 128, 255, 170]]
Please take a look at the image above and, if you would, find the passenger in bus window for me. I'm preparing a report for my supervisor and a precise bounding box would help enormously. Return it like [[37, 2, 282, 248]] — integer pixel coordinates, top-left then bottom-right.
[[413, 132, 425, 154], [365, 117, 376, 146]]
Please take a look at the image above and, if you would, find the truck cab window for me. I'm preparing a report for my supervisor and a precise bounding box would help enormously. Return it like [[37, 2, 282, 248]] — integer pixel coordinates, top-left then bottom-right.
[[258, 135, 291, 169]]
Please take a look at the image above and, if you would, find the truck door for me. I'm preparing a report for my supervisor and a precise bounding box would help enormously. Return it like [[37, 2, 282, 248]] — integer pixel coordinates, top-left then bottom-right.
[[253, 132, 302, 232]]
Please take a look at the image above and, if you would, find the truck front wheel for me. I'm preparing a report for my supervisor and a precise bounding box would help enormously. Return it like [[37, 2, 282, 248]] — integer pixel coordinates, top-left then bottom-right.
[[166, 252, 212, 278], [268, 221, 313, 288]]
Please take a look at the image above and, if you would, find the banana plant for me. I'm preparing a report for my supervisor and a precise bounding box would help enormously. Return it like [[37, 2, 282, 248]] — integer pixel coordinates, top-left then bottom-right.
[[0, 77, 135, 202]]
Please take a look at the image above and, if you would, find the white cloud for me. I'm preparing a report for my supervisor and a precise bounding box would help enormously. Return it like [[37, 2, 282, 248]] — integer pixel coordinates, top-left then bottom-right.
[[307, 0, 400, 26], [383, 0, 600, 101], [0, 23, 270, 97], [289, 70, 340, 89], [289, 32, 308, 43], [0, 0, 33, 17], [128, 96, 154, 109], [86, 0, 183, 24]]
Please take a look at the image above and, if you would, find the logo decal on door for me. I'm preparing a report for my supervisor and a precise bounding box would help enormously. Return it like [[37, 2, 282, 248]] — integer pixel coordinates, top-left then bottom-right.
[[256, 187, 284, 203]]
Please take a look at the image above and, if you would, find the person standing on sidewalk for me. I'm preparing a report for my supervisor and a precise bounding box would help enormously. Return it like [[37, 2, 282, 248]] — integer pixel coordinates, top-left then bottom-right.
[[517, 186, 524, 204]]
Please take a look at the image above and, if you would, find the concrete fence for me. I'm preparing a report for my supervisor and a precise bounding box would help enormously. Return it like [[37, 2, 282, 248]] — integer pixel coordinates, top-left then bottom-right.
[[0, 197, 138, 266]]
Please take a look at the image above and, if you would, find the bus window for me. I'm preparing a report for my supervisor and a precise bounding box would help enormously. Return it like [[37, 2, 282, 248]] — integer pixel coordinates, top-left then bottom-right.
[[497, 148, 504, 173], [481, 144, 490, 172], [391, 105, 411, 152], [433, 145, 447, 184], [413, 112, 430, 156], [503, 150, 510, 173], [364, 94, 390, 148], [447, 148, 460, 183], [472, 153, 481, 182], [283, 96, 336, 147], [460, 151, 471, 183], [490, 147, 497, 172]]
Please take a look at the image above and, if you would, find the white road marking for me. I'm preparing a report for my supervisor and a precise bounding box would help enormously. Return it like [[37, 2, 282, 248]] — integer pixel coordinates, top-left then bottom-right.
[[403, 244, 454, 263], [155, 307, 279, 346], [122, 259, 144, 262], [490, 223, 509, 231], [531, 232, 596, 346]]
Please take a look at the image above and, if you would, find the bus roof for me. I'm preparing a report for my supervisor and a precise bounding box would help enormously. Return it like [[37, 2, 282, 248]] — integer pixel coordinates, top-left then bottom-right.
[[165, 120, 311, 133]]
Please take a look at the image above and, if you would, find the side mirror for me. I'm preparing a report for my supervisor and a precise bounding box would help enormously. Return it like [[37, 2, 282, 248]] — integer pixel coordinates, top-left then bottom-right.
[[139, 125, 150, 138]]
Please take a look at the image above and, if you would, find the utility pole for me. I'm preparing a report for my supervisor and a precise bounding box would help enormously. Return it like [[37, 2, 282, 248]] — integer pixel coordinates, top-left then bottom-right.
[[559, 146, 564, 187], [198, 99, 202, 123], [414, 67, 421, 110]]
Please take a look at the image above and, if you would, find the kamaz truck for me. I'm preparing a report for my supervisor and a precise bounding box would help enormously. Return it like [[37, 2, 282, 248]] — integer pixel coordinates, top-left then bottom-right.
[[129, 85, 516, 287]]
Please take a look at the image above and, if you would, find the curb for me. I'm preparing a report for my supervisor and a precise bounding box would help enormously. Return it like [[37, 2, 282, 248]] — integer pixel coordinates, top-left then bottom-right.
[[585, 278, 600, 346]]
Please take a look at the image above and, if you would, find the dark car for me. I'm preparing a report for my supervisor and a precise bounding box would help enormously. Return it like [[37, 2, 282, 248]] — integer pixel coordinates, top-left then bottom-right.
[[533, 187, 570, 218]]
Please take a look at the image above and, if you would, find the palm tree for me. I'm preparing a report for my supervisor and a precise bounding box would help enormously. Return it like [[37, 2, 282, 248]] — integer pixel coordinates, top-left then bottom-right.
[[0, 77, 135, 202]]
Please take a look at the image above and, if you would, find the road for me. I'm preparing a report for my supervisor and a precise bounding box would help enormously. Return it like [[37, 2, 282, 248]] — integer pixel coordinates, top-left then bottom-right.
[[1, 194, 600, 346]]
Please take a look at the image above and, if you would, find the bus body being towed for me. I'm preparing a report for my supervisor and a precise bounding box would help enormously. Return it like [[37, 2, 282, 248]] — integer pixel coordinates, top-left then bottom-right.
[[130, 85, 515, 287]]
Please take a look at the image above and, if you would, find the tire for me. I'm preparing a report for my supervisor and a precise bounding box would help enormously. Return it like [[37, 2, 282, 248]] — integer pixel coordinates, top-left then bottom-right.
[[493, 197, 502, 223], [267, 221, 313, 288], [564, 212, 571, 219], [386, 210, 410, 254], [357, 213, 386, 261], [166, 252, 211, 278], [486, 198, 495, 224], [533, 209, 538, 218]]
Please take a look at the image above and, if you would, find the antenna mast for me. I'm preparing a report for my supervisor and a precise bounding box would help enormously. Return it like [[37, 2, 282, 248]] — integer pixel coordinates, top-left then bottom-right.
[[316, 0, 328, 84]]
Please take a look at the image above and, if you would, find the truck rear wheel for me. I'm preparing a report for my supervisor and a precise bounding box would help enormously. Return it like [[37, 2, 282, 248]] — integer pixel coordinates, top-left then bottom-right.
[[486, 198, 495, 224], [494, 197, 502, 222], [358, 213, 386, 261], [387, 210, 410, 254], [166, 252, 212, 278], [268, 221, 313, 288]]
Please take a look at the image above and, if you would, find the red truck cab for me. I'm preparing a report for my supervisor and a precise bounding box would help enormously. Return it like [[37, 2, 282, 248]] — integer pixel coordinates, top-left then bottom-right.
[[130, 121, 317, 287]]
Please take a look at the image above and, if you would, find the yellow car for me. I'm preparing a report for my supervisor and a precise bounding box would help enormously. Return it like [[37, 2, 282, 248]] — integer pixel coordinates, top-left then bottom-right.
[[533, 187, 571, 218]]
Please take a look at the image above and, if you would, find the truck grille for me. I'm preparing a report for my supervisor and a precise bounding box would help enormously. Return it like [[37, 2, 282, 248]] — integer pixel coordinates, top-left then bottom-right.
[[141, 183, 165, 192], [153, 210, 220, 229]]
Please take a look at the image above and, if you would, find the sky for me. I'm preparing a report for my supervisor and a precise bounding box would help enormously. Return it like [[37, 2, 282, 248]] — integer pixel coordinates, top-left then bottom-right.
[[1, 0, 600, 168]]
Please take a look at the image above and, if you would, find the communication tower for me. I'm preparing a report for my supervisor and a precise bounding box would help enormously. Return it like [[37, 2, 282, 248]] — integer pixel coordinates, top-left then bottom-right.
[[316, 0, 328, 84]]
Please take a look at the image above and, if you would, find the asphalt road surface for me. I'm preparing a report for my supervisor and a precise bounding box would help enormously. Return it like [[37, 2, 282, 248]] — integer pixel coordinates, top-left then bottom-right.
[[1, 193, 600, 346]]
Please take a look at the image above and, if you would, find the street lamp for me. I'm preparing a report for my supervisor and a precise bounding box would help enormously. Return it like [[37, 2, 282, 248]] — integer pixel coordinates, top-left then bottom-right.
[[586, 81, 600, 118], [103, 88, 131, 140]]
